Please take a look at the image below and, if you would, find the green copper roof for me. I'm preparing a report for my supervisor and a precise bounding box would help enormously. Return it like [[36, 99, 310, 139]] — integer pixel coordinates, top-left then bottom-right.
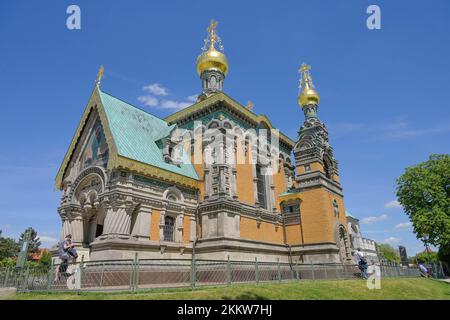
[[345, 210, 358, 220], [99, 91, 199, 180]]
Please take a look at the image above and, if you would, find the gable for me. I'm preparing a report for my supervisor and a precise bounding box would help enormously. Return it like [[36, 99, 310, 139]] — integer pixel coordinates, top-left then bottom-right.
[[55, 86, 199, 191], [98, 91, 199, 181]]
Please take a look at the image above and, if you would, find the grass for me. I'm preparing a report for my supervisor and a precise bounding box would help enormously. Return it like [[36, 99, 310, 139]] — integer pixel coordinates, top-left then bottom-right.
[[5, 278, 450, 300]]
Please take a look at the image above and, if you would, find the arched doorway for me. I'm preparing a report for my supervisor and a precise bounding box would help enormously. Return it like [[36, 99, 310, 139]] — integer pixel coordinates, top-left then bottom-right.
[[338, 225, 351, 263]]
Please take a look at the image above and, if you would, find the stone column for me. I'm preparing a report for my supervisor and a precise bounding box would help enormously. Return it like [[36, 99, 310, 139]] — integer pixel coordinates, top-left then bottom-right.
[[159, 204, 167, 241], [190, 216, 196, 241], [70, 215, 84, 245], [252, 164, 259, 206], [59, 208, 83, 244], [204, 167, 211, 199], [61, 219, 71, 240], [266, 171, 277, 213], [231, 167, 238, 199], [102, 198, 134, 238], [131, 205, 152, 240], [176, 209, 184, 243]]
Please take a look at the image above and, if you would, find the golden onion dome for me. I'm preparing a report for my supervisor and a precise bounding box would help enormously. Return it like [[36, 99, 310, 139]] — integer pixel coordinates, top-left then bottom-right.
[[196, 47, 229, 76], [299, 86, 320, 107], [298, 63, 320, 107]]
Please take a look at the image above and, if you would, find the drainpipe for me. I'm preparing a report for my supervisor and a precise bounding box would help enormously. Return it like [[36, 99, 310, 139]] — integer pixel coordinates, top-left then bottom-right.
[[191, 190, 200, 264], [281, 212, 294, 269]]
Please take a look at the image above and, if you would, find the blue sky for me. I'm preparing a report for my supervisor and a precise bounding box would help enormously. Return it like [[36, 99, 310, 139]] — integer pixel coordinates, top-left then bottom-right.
[[0, 0, 448, 255]]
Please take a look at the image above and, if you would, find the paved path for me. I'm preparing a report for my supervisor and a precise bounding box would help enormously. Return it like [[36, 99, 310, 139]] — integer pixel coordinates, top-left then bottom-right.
[[0, 287, 17, 300]]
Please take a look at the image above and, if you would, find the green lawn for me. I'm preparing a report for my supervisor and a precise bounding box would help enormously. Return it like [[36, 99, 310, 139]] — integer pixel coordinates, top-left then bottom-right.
[[5, 278, 450, 300]]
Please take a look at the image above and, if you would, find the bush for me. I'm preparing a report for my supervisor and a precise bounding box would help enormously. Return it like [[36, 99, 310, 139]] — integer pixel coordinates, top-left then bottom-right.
[[0, 258, 17, 268]]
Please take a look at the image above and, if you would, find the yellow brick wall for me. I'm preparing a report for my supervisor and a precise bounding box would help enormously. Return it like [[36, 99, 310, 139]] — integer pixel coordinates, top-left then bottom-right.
[[236, 140, 256, 205], [296, 188, 336, 244], [191, 135, 206, 201], [324, 192, 347, 228], [285, 224, 303, 244], [150, 209, 160, 241], [240, 216, 283, 244], [273, 160, 287, 212], [296, 161, 324, 175], [182, 215, 191, 243]]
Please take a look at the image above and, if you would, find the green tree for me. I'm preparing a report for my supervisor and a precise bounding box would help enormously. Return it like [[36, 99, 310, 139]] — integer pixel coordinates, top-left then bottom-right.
[[19, 227, 41, 254], [0, 230, 20, 259], [396, 154, 450, 248], [438, 244, 450, 267], [38, 250, 52, 267], [413, 251, 439, 264], [376, 243, 400, 263]]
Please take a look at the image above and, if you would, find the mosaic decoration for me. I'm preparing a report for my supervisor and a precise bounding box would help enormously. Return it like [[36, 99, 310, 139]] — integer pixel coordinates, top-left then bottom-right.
[[80, 120, 109, 170]]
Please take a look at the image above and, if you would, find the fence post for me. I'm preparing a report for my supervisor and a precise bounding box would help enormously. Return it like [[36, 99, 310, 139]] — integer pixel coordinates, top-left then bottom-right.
[[226, 255, 231, 286], [78, 255, 84, 293], [135, 255, 140, 292], [255, 257, 259, 285], [277, 258, 281, 283], [47, 258, 54, 292], [21, 265, 30, 292], [131, 253, 138, 292], [190, 255, 196, 290], [311, 261, 315, 281], [99, 262, 105, 288], [3, 267, 10, 287], [324, 264, 328, 280]]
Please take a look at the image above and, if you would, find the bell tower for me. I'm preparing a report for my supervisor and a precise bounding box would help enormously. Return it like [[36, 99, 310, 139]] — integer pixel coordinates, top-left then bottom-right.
[[292, 63, 352, 263], [294, 63, 340, 183]]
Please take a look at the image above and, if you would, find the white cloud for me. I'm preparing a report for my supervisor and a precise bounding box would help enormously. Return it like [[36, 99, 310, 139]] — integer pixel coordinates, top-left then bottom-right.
[[394, 222, 413, 230], [382, 237, 401, 245], [160, 99, 191, 111], [361, 214, 388, 225], [143, 83, 168, 96], [186, 94, 198, 102], [138, 84, 194, 111], [39, 235, 58, 247], [385, 200, 402, 209], [138, 95, 158, 107]]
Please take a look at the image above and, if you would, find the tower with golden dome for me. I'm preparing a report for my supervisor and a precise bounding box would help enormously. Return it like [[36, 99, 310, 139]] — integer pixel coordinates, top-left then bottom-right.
[[53, 19, 370, 266], [196, 19, 229, 100]]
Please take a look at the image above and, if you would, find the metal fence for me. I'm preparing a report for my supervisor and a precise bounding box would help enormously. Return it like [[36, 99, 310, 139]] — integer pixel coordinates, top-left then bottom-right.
[[0, 257, 427, 293]]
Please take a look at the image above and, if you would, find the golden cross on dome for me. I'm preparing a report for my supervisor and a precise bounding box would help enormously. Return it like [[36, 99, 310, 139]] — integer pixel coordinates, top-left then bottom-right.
[[207, 19, 218, 49], [96, 65, 104, 86], [299, 63, 314, 89]]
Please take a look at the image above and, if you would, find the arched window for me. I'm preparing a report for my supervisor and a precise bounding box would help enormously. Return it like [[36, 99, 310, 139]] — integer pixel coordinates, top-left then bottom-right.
[[163, 216, 175, 242], [338, 226, 351, 260], [256, 164, 267, 209], [323, 155, 333, 179], [332, 200, 339, 218]]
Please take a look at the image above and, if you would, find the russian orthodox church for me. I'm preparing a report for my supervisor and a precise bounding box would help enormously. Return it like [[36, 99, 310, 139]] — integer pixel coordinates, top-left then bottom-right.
[[54, 20, 374, 264]]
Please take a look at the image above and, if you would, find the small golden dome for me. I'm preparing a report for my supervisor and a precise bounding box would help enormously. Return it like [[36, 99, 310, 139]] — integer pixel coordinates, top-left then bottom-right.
[[298, 63, 320, 107], [299, 87, 320, 106], [196, 47, 229, 76]]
